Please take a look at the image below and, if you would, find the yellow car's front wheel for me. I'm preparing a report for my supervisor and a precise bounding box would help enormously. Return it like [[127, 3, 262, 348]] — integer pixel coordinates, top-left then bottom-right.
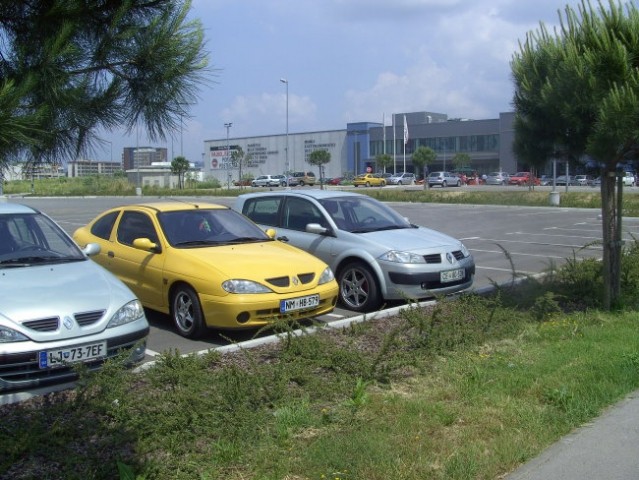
[[172, 284, 206, 339]]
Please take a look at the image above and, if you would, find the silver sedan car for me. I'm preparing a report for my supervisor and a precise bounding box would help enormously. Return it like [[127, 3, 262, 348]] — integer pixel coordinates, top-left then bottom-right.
[[0, 202, 149, 393], [234, 191, 475, 313]]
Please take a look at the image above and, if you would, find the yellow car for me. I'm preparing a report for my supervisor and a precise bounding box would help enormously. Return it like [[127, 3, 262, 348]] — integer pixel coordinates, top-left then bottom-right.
[[73, 202, 338, 338], [352, 173, 386, 187]]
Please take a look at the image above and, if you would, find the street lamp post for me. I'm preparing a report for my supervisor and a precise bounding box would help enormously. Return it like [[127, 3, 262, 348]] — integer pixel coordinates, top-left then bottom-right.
[[224, 122, 232, 190], [280, 78, 289, 187]]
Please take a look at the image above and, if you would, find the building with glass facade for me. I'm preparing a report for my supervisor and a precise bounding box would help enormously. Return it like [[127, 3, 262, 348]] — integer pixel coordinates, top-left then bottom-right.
[[202, 111, 517, 184]]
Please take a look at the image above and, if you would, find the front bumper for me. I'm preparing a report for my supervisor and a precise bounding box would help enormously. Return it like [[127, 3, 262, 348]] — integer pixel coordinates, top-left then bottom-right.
[[0, 321, 149, 392]]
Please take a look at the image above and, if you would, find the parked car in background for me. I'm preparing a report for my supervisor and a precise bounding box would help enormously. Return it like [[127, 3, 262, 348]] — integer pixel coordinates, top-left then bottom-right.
[[327, 177, 344, 185], [539, 175, 552, 186], [387, 172, 416, 185], [555, 175, 578, 186], [353, 173, 386, 187], [73, 202, 338, 338], [574, 174, 595, 186], [233, 178, 253, 187], [623, 172, 636, 187], [484, 172, 510, 185], [251, 175, 285, 187], [291, 171, 316, 186], [427, 171, 462, 187], [235, 190, 475, 313], [508, 172, 540, 186], [0, 202, 149, 393]]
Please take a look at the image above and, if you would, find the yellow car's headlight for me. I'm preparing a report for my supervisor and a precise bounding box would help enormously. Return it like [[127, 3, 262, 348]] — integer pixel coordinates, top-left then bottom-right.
[[318, 266, 335, 285], [222, 279, 273, 294], [107, 300, 145, 328]]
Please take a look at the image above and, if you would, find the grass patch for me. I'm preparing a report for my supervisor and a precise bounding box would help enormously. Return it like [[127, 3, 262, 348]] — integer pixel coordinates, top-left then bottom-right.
[[1, 294, 638, 479]]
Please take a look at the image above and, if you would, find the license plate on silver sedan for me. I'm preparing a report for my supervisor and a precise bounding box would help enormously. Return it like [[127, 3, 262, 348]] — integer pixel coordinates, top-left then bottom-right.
[[441, 268, 465, 283], [39, 341, 107, 369], [280, 294, 320, 313]]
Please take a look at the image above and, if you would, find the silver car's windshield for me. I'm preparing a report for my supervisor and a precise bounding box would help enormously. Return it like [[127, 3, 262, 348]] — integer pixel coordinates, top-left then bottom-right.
[[319, 196, 413, 233], [158, 208, 271, 247], [0, 213, 85, 267]]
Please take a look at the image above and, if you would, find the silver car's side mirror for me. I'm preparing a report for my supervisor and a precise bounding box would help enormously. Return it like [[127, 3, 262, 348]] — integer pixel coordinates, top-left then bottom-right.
[[82, 242, 101, 256]]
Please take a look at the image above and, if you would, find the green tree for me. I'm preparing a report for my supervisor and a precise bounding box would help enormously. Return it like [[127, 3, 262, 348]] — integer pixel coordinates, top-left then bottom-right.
[[308, 149, 331, 189], [375, 153, 393, 173], [231, 147, 252, 189], [452, 152, 471, 172], [411, 146, 437, 189], [0, 0, 209, 168], [171, 156, 190, 189], [512, 0, 639, 309]]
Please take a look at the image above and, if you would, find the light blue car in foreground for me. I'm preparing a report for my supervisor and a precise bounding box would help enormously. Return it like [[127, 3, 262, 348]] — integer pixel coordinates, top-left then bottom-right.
[[0, 202, 149, 393]]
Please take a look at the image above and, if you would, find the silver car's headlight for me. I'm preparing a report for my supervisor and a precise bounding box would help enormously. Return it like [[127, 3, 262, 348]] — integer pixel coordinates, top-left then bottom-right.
[[379, 250, 426, 264], [460, 243, 470, 258], [107, 300, 145, 328], [318, 266, 335, 285], [222, 279, 273, 294], [0, 326, 28, 343]]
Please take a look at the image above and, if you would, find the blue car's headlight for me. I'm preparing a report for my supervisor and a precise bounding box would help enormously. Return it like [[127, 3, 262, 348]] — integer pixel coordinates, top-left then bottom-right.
[[0, 326, 28, 343], [378, 250, 425, 264], [460, 243, 470, 258], [108, 300, 145, 328], [318, 267, 335, 285], [222, 279, 273, 294]]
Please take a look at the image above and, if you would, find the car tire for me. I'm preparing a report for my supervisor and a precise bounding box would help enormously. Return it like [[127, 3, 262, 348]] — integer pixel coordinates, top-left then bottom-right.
[[456, 180, 461, 187], [299, 181, 305, 186], [442, 181, 448, 187], [337, 261, 382, 313], [398, 180, 403, 185], [366, 182, 371, 187], [171, 284, 206, 339]]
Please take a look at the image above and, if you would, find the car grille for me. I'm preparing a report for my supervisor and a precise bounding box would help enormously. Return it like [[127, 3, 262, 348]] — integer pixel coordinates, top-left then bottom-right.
[[75, 310, 105, 326], [266, 273, 316, 288], [422, 251, 465, 264], [20, 310, 106, 332], [23, 317, 59, 332]]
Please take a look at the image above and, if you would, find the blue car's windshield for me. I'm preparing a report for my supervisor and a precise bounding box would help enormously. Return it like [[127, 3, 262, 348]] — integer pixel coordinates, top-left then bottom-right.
[[0, 213, 85, 266]]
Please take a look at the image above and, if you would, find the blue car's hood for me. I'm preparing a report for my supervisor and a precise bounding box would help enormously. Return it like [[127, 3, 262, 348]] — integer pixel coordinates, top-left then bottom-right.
[[0, 259, 135, 324]]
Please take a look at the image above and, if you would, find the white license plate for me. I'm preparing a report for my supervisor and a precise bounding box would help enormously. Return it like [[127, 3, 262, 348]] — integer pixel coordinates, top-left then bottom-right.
[[39, 341, 107, 369], [280, 294, 320, 313], [441, 268, 465, 283]]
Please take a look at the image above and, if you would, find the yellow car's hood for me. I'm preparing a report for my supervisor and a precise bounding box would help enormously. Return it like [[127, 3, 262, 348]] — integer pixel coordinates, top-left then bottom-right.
[[167, 240, 328, 283]]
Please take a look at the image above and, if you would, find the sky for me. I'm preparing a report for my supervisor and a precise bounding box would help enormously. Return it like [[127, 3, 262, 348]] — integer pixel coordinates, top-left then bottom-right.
[[96, 0, 583, 166]]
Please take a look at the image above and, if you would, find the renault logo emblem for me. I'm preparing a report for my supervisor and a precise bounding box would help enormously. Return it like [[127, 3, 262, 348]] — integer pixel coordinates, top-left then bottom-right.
[[63, 316, 74, 330], [292, 276, 299, 286], [446, 252, 454, 264]]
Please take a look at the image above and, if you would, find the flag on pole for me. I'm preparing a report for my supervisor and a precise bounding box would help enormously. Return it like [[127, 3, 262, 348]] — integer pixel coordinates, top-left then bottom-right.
[[403, 115, 409, 145]]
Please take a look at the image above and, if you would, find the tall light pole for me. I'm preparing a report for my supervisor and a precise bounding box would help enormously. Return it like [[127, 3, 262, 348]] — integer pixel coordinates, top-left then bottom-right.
[[224, 122, 232, 190], [280, 78, 289, 186]]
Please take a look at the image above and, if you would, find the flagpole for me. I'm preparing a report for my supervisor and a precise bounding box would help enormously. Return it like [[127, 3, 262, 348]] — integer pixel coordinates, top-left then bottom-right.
[[392, 114, 396, 174], [403, 115, 408, 172]]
